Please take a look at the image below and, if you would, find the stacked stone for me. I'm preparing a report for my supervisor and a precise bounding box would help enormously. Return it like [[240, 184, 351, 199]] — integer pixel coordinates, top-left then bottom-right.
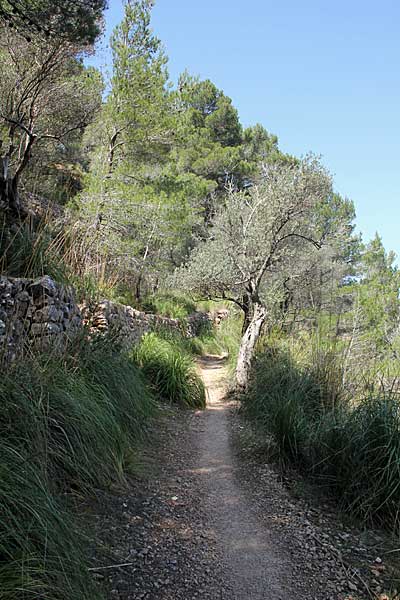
[[0, 275, 81, 362], [0, 274, 220, 363], [213, 308, 229, 327], [81, 300, 183, 347], [81, 300, 214, 348], [186, 311, 214, 337]]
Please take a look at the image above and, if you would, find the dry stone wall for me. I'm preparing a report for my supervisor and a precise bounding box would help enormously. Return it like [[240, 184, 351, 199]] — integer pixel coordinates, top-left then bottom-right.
[[0, 275, 81, 362], [81, 300, 212, 347], [0, 275, 214, 362]]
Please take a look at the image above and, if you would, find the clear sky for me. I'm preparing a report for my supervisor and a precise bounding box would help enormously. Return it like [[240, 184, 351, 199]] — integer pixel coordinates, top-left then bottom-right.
[[88, 0, 400, 260]]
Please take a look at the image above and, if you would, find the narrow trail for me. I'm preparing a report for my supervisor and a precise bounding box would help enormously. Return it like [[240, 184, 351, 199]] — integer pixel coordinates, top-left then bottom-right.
[[195, 355, 295, 599], [90, 355, 395, 600]]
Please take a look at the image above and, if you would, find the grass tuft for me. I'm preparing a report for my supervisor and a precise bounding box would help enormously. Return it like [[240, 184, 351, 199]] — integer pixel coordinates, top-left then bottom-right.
[[133, 331, 206, 409], [0, 332, 156, 598], [242, 338, 400, 531], [141, 292, 197, 319]]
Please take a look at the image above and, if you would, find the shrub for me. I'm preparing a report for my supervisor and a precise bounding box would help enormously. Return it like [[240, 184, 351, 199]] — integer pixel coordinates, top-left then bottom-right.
[[194, 311, 242, 372], [133, 332, 206, 409], [141, 292, 196, 319]]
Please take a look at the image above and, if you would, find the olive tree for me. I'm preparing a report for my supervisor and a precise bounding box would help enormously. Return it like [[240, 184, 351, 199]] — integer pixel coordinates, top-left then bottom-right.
[[176, 156, 336, 389]]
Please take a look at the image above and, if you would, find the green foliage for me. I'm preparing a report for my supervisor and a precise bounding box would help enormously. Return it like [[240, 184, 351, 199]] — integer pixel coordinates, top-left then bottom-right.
[[78, 6, 283, 296], [107, 0, 170, 170], [308, 395, 400, 527], [243, 343, 343, 459], [0, 444, 100, 600], [176, 156, 334, 303], [170, 73, 274, 225], [4, 0, 400, 590], [0, 217, 70, 282], [78, 0, 195, 296], [357, 234, 400, 354], [243, 336, 400, 530], [242, 123, 279, 162], [177, 73, 242, 147], [0, 333, 156, 598], [0, 27, 102, 206], [141, 292, 196, 319], [0, 0, 106, 44], [133, 331, 206, 408], [195, 311, 243, 372]]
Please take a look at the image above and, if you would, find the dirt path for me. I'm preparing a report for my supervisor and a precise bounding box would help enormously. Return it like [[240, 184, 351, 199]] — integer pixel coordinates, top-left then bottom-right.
[[195, 355, 297, 599], [89, 356, 398, 600]]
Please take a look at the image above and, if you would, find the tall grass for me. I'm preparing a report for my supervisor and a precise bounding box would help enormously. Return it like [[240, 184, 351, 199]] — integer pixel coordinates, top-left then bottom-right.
[[0, 216, 70, 283], [0, 444, 99, 600], [133, 331, 206, 409], [141, 292, 197, 319], [242, 335, 400, 531], [0, 332, 156, 598], [0, 215, 125, 303]]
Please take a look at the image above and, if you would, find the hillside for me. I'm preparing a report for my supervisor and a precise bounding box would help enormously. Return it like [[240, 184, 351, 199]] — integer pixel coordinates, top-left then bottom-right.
[[1, 2, 400, 599]]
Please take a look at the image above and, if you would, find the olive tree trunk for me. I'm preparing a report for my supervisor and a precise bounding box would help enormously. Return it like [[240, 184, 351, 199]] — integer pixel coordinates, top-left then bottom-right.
[[0, 158, 19, 215], [235, 301, 267, 391]]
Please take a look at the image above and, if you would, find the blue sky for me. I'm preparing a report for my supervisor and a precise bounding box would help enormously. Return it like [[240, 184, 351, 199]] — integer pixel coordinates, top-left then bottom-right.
[[88, 0, 400, 260]]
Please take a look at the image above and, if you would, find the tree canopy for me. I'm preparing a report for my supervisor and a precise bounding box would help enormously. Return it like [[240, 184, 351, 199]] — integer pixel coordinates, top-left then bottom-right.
[[174, 156, 357, 387], [0, 0, 106, 43]]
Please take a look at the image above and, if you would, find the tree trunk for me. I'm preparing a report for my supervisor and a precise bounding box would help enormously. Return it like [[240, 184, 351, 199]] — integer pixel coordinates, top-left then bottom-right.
[[0, 166, 24, 217], [235, 301, 267, 391], [241, 292, 252, 335], [135, 273, 143, 303]]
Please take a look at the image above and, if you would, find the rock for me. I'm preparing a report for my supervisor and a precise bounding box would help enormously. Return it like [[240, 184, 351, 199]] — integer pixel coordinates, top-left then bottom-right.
[[33, 293, 55, 307], [29, 275, 58, 298], [348, 581, 358, 591], [16, 290, 30, 302], [33, 305, 63, 323]]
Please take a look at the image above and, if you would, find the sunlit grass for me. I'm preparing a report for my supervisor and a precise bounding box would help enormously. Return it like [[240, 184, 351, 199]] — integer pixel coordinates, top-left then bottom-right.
[[242, 334, 400, 531], [133, 331, 206, 409]]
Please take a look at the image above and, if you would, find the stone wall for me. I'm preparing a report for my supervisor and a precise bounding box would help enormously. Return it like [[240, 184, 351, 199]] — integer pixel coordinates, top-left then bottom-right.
[[81, 300, 212, 348], [0, 275, 81, 362], [0, 275, 216, 362]]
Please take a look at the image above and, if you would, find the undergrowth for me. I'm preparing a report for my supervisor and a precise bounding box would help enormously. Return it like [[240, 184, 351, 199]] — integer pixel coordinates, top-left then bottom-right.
[[0, 216, 70, 284], [141, 292, 197, 319], [132, 330, 206, 409], [195, 310, 242, 374], [0, 332, 156, 599], [242, 334, 400, 531]]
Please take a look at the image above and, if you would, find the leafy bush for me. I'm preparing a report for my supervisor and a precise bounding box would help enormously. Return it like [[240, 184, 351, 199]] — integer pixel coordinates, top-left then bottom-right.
[[0, 333, 156, 598], [195, 312, 243, 373], [133, 332, 206, 408]]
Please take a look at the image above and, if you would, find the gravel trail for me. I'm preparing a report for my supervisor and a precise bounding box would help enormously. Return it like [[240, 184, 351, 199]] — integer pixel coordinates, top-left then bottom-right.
[[195, 355, 297, 599], [89, 355, 398, 600]]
